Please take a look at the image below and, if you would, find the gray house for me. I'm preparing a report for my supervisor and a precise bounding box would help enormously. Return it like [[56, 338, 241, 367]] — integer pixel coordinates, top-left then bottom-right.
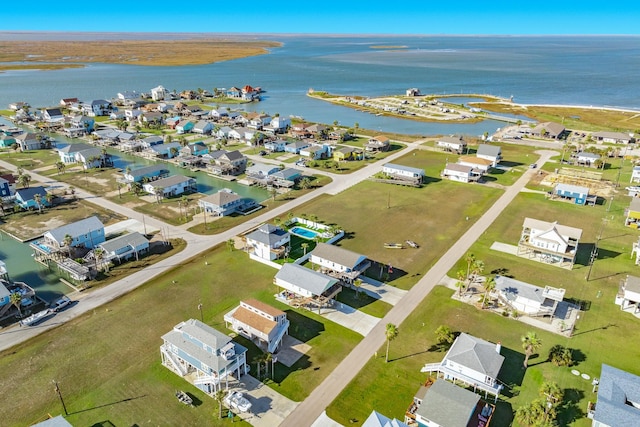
[[590, 364, 640, 426]]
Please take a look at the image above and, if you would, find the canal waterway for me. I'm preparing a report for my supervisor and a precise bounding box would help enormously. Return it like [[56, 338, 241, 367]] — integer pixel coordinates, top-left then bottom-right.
[[0, 231, 69, 302]]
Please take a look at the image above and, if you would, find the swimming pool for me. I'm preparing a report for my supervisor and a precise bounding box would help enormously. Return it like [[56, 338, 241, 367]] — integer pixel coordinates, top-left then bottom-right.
[[290, 226, 319, 240]]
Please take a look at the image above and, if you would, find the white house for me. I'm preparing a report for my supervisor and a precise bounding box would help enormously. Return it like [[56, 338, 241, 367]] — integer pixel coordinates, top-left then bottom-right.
[[198, 189, 258, 217], [89, 99, 111, 116], [142, 175, 197, 198], [592, 131, 635, 144], [364, 411, 409, 427], [150, 85, 167, 101], [410, 380, 493, 427], [420, 333, 504, 400], [382, 163, 425, 182], [518, 218, 582, 269], [589, 364, 640, 426], [309, 242, 370, 283], [274, 263, 341, 310], [97, 232, 149, 265], [264, 116, 291, 133], [631, 166, 640, 184], [442, 163, 482, 183], [494, 275, 565, 317], [160, 319, 248, 395], [224, 299, 290, 353], [476, 144, 502, 167], [246, 162, 280, 179], [576, 151, 601, 167], [615, 275, 640, 316], [457, 156, 493, 173], [436, 135, 467, 154], [244, 224, 290, 261]]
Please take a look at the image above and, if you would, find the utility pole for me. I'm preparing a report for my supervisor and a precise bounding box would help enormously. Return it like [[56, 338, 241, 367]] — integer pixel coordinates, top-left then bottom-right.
[[53, 380, 68, 416], [198, 301, 203, 322], [586, 219, 607, 281]]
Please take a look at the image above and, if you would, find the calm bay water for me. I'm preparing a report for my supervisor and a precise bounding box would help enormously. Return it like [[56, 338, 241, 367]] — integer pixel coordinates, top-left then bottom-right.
[[2, 35, 639, 136]]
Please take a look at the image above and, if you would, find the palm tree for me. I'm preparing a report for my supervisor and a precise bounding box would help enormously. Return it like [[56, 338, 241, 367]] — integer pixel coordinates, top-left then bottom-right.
[[482, 276, 496, 309], [548, 345, 574, 367], [45, 192, 54, 208], [301, 242, 309, 256], [214, 389, 226, 419], [63, 234, 74, 258], [17, 173, 31, 188], [131, 182, 142, 196], [33, 193, 42, 213], [385, 323, 398, 363], [299, 177, 311, 190], [465, 253, 476, 282], [434, 325, 455, 346], [521, 331, 543, 368], [94, 248, 105, 272], [455, 270, 466, 296], [116, 182, 124, 199], [353, 278, 363, 299], [10, 292, 22, 318], [226, 239, 235, 252], [264, 353, 273, 379], [56, 161, 65, 175], [154, 187, 164, 204], [270, 187, 278, 201]]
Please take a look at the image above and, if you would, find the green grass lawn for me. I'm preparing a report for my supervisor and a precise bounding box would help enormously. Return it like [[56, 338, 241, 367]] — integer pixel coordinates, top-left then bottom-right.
[[286, 151, 503, 290], [0, 245, 362, 426], [327, 284, 640, 426]]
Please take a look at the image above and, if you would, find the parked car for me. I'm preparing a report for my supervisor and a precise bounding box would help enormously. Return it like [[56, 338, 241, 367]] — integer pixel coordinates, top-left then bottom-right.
[[51, 296, 72, 312], [529, 163, 537, 169], [224, 391, 252, 413]]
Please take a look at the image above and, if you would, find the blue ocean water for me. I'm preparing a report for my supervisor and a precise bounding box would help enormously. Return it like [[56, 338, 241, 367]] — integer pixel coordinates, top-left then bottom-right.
[[2, 35, 639, 136]]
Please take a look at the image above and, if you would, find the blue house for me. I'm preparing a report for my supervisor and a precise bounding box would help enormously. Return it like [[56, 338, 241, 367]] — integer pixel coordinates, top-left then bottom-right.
[[181, 141, 209, 157], [0, 279, 10, 307], [553, 183, 594, 206], [160, 319, 248, 395], [284, 140, 311, 154], [176, 121, 194, 134], [42, 216, 105, 252], [149, 142, 182, 159], [0, 176, 12, 197], [15, 186, 50, 210], [264, 139, 287, 152]]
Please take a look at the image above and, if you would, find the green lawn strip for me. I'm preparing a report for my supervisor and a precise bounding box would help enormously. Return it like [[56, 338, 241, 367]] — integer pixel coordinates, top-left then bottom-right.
[[336, 287, 392, 318], [1, 149, 60, 170], [286, 170, 502, 290], [0, 245, 361, 426], [327, 285, 635, 426]]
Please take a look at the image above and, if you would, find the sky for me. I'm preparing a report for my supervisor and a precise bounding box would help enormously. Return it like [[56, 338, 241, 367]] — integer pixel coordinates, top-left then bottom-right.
[[2, 1, 640, 35]]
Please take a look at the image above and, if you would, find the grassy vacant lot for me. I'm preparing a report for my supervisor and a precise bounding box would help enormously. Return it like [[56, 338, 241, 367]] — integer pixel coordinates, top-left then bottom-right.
[[0, 199, 127, 241], [0, 244, 363, 427], [281, 149, 504, 290], [0, 39, 282, 68]]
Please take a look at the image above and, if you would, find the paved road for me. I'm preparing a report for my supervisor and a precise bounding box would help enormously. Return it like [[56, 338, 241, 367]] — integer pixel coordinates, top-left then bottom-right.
[[280, 149, 558, 427], [0, 141, 422, 351]]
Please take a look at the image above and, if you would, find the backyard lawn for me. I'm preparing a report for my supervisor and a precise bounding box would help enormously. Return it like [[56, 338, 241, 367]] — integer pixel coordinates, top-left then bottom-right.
[[0, 245, 363, 427], [327, 284, 640, 426]]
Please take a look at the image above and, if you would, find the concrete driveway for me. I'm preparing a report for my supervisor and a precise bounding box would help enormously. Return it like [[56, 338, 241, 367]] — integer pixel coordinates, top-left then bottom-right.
[[231, 374, 298, 427], [320, 302, 380, 336]]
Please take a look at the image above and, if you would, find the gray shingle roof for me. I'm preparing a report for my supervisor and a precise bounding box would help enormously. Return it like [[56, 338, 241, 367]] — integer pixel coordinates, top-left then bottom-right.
[[98, 232, 148, 253], [384, 163, 425, 176], [127, 164, 169, 178], [594, 364, 640, 425], [477, 144, 501, 158], [161, 319, 246, 372], [245, 224, 290, 246], [145, 175, 195, 189], [200, 191, 241, 207], [275, 263, 339, 296], [15, 186, 48, 201], [58, 143, 94, 154], [416, 380, 480, 427], [495, 275, 546, 304], [444, 333, 504, 379], [310, 242, 366, 269]]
